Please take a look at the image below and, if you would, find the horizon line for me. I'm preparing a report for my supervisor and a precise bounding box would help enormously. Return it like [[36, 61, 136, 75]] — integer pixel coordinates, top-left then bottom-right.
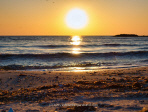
[[0, 34, 148, 36]]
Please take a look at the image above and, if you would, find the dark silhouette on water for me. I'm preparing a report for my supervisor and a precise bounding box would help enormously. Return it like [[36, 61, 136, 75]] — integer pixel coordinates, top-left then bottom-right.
[[114, 34, 138, 37]]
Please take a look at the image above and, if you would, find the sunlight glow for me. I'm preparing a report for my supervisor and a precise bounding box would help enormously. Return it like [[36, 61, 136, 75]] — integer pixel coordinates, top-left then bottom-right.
[[70, 36, 81, 45], [65, 8, 88, 29], [71, 41, 81, 45], [72, 67, 86, 72], [71, 36, 81, 54], [72, 48, 81, 54], [71, 36, 81, 41]]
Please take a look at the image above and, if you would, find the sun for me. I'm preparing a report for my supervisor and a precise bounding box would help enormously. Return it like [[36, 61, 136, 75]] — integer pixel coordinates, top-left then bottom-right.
[[65, 8, 88, 29]]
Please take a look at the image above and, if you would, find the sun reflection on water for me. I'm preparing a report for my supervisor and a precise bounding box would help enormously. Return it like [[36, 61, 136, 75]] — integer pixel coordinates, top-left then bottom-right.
[[71, 36, 81, 41], [71, 41, 80, 45], [72, 48, 81, 54], [69, 36, 96, 72], [71, 36, 81, 54], [70, 35, 82, 45]]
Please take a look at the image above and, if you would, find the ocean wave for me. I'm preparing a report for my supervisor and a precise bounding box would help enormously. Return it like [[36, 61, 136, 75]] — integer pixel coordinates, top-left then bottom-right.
[[139, 47, 148, 49], [0, 44, 145, 49], [34, 44, 142, 48], [102, 44, 145, 47], [140, 59, 148, 62], [36, 45, 70, 48], [0, 62, 118, 70], [0, 51, 148, 59]]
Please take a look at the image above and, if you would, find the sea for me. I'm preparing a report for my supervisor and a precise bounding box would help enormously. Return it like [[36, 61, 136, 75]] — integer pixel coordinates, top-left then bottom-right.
[[0, 36, 148, 71]]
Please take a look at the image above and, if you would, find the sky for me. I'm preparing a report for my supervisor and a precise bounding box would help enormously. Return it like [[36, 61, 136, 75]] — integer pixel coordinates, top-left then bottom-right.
[[0, 0, 148, 36]]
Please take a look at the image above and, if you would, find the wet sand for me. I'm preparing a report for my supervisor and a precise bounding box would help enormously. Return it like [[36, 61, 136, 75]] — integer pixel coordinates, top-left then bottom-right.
[[0, 67, 148, 112]]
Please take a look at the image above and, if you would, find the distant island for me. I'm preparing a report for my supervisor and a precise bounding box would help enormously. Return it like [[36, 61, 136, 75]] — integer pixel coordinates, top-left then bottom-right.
[[114, 34, 139, 37], [114, 34, 148, 37]]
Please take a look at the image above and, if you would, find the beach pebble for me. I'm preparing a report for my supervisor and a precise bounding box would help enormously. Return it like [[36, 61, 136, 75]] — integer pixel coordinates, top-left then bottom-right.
[[113, 106, 122, 110], [19, 73, 27, 77], [1, 110, 6, 112], [140, 100, 148, 104], [66, 106, 96, 112], [59, 84, 64, 88], [8, 108, 14, 112], [26, 110, 39, 112], [132, 82, 142, 89], [10, 87, 13, 90], [118, 73, 124, 75], [143, 84, 148, 88], [118, 78, 125, 82], [55, 76, 59, 78], [145, 79, 148, 83], [98, 103, 114, 108], [9, 77, 12, 80], [39, 102, 49, 106], [139, 107, 148, 112]]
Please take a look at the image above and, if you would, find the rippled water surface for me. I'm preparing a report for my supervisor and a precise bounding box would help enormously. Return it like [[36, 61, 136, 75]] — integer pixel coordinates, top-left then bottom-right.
[[0, 36, 148, 71]]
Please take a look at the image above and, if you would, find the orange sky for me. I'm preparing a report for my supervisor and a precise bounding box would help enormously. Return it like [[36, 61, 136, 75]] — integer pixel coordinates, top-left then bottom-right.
[[0, 0, 148, 35]]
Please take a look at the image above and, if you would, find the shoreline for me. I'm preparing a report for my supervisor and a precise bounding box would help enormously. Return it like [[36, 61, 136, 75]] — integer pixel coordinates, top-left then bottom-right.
[[0, 66, 148, 112], [1, 64, 147, 72]]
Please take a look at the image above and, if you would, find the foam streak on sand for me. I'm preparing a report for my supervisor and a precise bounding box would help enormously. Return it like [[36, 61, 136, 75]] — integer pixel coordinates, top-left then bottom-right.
[[0, 67, 148, 112]]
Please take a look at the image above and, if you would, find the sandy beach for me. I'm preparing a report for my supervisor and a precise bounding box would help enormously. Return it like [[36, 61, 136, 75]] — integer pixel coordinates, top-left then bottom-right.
[[1, 0, 148, 111], [0, 67, 148, 112]]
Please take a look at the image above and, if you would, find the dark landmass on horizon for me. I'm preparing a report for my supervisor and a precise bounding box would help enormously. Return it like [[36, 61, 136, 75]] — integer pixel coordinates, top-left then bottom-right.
[[114, 34, 148, 37], [0, 34, 148, 37]]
